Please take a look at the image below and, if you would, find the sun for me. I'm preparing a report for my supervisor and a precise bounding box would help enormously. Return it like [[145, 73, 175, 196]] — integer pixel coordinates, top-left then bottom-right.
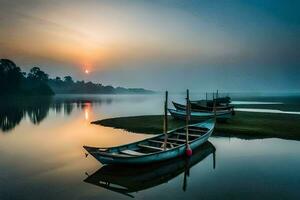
[[85, 69, 89, 74]]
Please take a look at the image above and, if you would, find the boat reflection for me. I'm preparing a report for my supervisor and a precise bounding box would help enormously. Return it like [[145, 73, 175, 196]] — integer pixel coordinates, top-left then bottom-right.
[[84, 141, 216, 197]]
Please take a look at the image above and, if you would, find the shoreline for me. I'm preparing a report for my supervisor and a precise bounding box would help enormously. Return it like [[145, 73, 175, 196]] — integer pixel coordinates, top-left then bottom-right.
[[92, 112, 300, 141]]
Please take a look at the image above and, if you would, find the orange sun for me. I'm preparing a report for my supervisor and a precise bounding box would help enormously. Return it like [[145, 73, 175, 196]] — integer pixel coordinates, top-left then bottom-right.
[[85, 69, 89, 74]]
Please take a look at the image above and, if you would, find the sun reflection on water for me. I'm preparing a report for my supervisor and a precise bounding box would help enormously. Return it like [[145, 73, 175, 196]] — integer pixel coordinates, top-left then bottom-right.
[[83, 103, 92, 121]]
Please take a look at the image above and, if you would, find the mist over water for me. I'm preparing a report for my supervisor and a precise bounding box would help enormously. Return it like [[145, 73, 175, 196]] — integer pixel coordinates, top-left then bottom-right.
[[0, 94, 300, 199]]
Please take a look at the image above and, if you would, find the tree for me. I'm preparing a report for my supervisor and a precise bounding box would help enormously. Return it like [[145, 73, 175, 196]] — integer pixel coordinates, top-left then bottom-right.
[[64, 76, 73, 83], [76, 80, 85, 84], [0, 59, 54, 95], [55, 76, 61, 82], [27, 67, 49, 82], [23, 67, 53, 95], [0, 59, 23, 94]]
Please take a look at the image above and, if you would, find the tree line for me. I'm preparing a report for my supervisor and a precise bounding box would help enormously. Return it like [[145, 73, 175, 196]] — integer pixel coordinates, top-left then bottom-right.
[[0, 59, 153, 95], [0, 59, 54, 95]]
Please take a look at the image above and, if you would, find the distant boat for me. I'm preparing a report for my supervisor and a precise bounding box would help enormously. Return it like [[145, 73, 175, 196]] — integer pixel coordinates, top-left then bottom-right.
[[172, 101, 234, 112], [168, 108, 233, 121], [84, 141, 216, 197], [83, 120, 214, 165], [192, 96, 231, 106]]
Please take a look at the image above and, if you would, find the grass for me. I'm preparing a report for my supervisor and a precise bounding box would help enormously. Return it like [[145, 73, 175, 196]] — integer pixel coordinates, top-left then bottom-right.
[[92, 111, 300, 140]]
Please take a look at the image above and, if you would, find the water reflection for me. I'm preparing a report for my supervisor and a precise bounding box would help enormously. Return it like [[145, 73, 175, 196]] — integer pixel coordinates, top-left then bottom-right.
[[0, 94, 159, 133], [0, 97, 53, 132], [84, 103, 92, 121], [235, 108, 300, 115], [0, 94, 299, 199], [84, 141, 216, 198], [0, 96, 115, 133]]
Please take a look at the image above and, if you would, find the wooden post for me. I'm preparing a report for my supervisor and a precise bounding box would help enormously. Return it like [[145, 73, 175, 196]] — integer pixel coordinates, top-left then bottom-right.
[[216, 90, 219, 99], [163, 91, 168, 150], [213, 92, 217, 122], [206, 92, 207, 103], [186, 89, 189, 146], [185, 89, 192, 156]]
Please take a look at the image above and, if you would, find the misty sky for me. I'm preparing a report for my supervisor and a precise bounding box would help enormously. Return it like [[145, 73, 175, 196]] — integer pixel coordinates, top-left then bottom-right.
[[0, 0, 299, 92]]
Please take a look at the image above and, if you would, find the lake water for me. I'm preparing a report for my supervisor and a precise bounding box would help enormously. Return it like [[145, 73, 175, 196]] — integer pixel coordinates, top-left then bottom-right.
[[0, 94, 300, 199]]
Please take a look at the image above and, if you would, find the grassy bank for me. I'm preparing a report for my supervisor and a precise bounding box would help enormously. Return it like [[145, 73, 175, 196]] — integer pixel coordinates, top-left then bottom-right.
[[92, 112, 300, 140]]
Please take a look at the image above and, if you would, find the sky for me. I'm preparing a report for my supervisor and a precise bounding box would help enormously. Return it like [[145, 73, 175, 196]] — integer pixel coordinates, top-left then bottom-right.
[[0, 0, 299, 92]]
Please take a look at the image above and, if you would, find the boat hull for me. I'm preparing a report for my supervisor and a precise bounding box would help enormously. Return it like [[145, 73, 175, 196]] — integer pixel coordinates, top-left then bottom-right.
[[85, 130, 212, 165], [84, 121, 214, 165], [168, 108, 232, 122], [191, 97, 231, 106], [173, 101, 234, 112]]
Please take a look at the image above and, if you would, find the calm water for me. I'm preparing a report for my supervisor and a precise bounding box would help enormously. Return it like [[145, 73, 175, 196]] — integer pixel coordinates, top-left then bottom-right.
[[0, 94, 300, 200]]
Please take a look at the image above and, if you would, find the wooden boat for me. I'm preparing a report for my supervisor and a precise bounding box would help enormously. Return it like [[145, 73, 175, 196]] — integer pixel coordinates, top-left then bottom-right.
[[168, 108, 232, 121], [192, 96, 231, 106], [84, 141, 216, 197], [172, 101, 234, 112], [84, 90, 214, 165], [83, 119, 214, 165]]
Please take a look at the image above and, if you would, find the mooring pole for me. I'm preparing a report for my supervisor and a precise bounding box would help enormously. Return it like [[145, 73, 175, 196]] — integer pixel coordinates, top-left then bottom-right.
[[185, 89, 192, 156], [163, 91, 168, 150], [186, 89, 189, 146], [213, 92, 217, 122]]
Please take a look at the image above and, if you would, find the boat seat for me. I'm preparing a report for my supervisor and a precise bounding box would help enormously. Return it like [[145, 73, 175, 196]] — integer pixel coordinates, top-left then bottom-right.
[[138, 144, 164, 151], [149, 140, 179, 146], [174, 132, 200, 137], [167, 138, 186, 142], [121, 149, 146, 156], [186, 128, 207, 132]]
